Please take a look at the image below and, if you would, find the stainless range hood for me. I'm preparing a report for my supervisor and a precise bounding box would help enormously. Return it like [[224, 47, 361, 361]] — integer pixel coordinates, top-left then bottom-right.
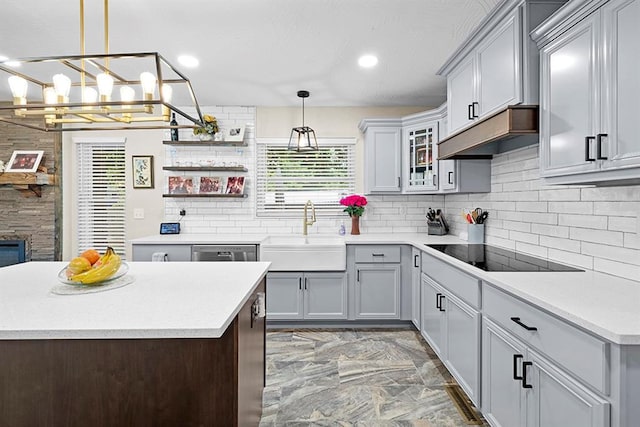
[[438, 105, 539, 160]]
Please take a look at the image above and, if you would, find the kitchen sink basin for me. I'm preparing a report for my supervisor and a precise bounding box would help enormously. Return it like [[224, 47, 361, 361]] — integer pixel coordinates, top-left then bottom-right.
[[259, 235, 346, 271]]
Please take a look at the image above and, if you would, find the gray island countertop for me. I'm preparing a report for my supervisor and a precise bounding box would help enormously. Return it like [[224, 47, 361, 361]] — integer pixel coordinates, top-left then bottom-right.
[[0, 261, 270, 340]]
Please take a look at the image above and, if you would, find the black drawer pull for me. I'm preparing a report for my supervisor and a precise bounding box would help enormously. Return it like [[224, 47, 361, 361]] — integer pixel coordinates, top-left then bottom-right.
[[299, 277, 302, 290], [513, 354, 523, 380], [511, 317, 537, 331], [585, 136, 596, 162], [597, 133, 608, 160], [432, 174, 437, 186], [448, 171, 453, 184], [471, 102, 479, 118], [436, 292, 442, 309], [414, 254, 419, 268], [372, 253, 385, 257], [468, 104, 473, 120], [438, 294, 445, 312], [304, 277, 308, 290], [522, 361, 533, 389]]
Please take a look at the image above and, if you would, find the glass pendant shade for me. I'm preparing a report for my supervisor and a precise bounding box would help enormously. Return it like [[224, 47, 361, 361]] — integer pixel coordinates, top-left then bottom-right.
[[52, 74, 71, 98], [140, 72, 156, 97], [288, 90, 318, 151], [96, 73, 114, 99], [8, 76, 28, 99]]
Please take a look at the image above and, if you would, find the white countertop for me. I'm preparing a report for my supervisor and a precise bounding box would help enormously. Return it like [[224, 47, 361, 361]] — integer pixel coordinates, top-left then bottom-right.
[[130, 232, 640, 345], [0, 261, 270, 340]]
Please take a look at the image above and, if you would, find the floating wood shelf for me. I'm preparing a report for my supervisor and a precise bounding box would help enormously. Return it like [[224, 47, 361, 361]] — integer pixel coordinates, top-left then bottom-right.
[[0, 172, 56, 197], [163, 140, 247, 147], [162, 166, 248, 172], [162, 193, 247, 198]]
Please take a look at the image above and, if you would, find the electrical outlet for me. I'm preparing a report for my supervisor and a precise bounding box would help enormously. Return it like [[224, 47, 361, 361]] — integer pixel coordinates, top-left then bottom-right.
[[133, 208, 144, 219], [179, 209, 186, 216]]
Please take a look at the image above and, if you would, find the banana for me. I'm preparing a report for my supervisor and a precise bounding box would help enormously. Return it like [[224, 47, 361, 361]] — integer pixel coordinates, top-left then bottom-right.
[[70, 247, 122, 285]]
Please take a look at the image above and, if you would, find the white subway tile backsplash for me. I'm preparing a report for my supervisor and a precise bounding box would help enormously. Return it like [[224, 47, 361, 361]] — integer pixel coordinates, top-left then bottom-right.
[[593, 201, 640, 217], [530, 223, 570, 238], [514, 242, 548, 258], [581, 187, 640, 201], [508, 230, 539, 245], [558, 214, 607, 230], [581, 242, 640, 265], [538, 189, 582, 201], [502, 220, 532, 232], [539, 235, 581, 253], [548, 248, 594, 270], [548, 201, 594, 214], [515, 201, 548, 212], [569, 227, 624, 246], [593, 258, 640, 280], [624, 233, 640, 249], [609, 216, 637, 233]]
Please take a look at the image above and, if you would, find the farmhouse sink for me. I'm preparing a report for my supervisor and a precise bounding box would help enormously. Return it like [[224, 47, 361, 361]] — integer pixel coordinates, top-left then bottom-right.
[[259, 235, 346, 271]]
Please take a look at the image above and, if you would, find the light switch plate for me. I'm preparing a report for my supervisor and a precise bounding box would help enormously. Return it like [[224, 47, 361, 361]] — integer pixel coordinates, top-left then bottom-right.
[[133, 208, 145, 219]]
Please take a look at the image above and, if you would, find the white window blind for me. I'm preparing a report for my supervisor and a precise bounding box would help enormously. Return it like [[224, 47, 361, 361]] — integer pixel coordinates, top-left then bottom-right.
[[256, 138, 356, 217], [75, 139, 126, 257]]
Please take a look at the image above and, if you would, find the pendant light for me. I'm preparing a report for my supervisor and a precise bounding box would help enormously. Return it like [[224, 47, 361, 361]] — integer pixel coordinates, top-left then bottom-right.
[[288, 90, 318, 151]]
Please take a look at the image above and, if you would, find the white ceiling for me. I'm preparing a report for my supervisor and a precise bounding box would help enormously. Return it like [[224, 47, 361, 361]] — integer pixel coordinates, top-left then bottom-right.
[[1, 0, 500, 107]]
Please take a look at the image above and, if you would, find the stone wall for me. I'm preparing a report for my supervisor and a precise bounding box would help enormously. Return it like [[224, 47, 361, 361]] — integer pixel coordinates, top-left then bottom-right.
[[0, 114, 57, 261]]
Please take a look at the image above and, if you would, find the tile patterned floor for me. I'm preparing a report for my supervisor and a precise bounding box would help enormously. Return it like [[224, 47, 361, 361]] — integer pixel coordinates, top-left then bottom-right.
[[260, 329, 488, 426]]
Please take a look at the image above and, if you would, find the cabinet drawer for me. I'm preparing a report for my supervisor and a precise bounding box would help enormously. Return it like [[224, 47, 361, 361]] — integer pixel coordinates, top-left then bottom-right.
[[354, 245, 401, 263], [483, 284, 609, 394], [422, 253, 480, 309]]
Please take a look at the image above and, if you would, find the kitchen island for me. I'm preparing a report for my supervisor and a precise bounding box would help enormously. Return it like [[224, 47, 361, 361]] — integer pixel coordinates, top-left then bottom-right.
[[0, 261, 270, 427]]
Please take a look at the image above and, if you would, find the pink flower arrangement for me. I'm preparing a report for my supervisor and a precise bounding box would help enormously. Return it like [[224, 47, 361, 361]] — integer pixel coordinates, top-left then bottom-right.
[[340, 194, 368, 217]]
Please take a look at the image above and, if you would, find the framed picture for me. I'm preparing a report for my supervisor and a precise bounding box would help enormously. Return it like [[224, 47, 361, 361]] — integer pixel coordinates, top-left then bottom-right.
[[416, 147, 427, 166], [224, 126, 245, 142], [168, 176, 194, 194], [132, 155, 154, 189], [5, 150, 44, 173], [199, 176, 222, 194], [225, 176, 245, 195]]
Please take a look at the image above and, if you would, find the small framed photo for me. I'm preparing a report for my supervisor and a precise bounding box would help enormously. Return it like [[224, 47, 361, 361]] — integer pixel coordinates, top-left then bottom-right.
[[416, 147, 427, 166], [224, 126, 245, 142], [225, 176, 245, 195], [5, 150, 44, 173], [132, 155, 154, 189], [199, 176, 222, 194], [168, 176, 194, 194]]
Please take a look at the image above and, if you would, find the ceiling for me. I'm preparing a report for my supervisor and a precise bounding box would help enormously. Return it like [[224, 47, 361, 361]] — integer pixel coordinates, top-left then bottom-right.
[[1, 0, 500, 107]]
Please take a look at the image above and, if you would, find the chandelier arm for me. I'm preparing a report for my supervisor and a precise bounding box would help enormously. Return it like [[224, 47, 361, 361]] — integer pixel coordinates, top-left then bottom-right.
[[84, 59, 128, 83], [61, 60, 98, 82], [0, 65, 47, 87]]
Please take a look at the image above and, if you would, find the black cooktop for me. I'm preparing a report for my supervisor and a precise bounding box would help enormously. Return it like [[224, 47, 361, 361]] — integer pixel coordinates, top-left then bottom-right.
[[426, 244, 583, 272]]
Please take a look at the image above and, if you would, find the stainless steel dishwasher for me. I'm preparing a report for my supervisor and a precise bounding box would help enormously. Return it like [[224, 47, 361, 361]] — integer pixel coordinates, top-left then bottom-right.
[[191, 245, 258, 262]]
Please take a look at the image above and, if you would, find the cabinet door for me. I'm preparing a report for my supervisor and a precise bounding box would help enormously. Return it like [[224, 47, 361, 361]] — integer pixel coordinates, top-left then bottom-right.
[[355, 264, 401, 319], [303, 272, 348, 320], [476, 8, 521, 117], [439, 160, 456, 191], [525, 349, 610, 427], [540, 14, 600, 177], [420, 275, 445, 357], [447, 56, 476, 135], [403, 122, 439, 193], [601, 0, 640, 169], [411, 249, 421, 328], [482, 318, 526, 427], [443, 292, 481, 406], [266, 273, 303, 320], [364, 127, 402, 193]]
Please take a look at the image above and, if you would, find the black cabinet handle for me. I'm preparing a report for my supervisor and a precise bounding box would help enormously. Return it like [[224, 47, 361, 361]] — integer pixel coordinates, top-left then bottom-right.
[[414, 254, 419, 268], [513, 354, 524, 380], [510, 317, 537, 331], [468, 104, 473, 120], [357, 269, 360, 282], [585, 136, 596, 162], [304, 277, 308, 290], [372, 253, 385, 257], [448, 171, 453, 184], [432, 174, 437, 186], [438, 294, 445, 312], [472, 102, 479, 118], [522, 361, 533, 389], [597, 133, 608, 160], [398, 177, 401, 187], [436, 292, 442, 309], [299, 277, 302, 290]]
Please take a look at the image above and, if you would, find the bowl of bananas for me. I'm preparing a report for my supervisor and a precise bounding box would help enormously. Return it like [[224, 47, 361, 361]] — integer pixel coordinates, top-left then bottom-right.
[[58, 247, 127, 286]]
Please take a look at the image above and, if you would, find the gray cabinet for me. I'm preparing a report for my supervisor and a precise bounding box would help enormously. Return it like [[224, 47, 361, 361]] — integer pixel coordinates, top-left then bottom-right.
[[535, 0, 640, 185], [266, 272, 347, 320], [421, 275, 445, 356], [355, 264, 401, 319], [482, 318, 610, 427], [403, 121, 439, 192], [438, 159, 491, 193], [359, 119, 402, 194], [411, 248, 421, 329], [131, 244, 192, 261]]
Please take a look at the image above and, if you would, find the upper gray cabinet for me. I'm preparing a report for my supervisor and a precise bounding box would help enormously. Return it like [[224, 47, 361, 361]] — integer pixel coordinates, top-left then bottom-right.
[[534, 0, 640, 185], [439, 0, 568, 137], [359, 118, 403, 194]]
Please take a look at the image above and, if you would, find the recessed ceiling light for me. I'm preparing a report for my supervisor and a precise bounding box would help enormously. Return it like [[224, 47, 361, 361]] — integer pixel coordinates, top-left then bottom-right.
[[177, 55, 199, 68], [358, 54, 378, 68], [4, 60, 21, 67], [0, 55, 8, 62]]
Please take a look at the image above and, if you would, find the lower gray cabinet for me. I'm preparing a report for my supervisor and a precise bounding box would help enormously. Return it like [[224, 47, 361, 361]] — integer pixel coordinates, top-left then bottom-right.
[[131, 244, 191, 261], [482, 317, 610, 427], [421, 273, 480, 405], [411, 248, 421, 329], [355, 264, 401, 319], [266, 272, 347, 321]]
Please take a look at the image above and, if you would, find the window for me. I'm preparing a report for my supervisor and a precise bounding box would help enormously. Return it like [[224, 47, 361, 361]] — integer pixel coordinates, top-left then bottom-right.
[[75, 138, 126, 257], [256, 138, 356, 217]]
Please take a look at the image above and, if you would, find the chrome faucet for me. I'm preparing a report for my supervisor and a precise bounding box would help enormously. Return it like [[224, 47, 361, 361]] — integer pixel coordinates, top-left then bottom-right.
[[303, 200, 316, 235]]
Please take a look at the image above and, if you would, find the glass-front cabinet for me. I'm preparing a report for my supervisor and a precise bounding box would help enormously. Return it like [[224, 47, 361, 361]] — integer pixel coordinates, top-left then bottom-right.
[[403, 121, 439, 192]]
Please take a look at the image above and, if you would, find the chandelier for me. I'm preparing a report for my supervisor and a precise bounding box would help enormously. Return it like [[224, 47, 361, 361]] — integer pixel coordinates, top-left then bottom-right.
[[287, 90, 318, 151], [0, 0, 204, 132]]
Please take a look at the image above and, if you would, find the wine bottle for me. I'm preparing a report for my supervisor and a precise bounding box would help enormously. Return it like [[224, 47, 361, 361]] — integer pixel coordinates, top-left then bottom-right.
[[170, 113, 179, 141]]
